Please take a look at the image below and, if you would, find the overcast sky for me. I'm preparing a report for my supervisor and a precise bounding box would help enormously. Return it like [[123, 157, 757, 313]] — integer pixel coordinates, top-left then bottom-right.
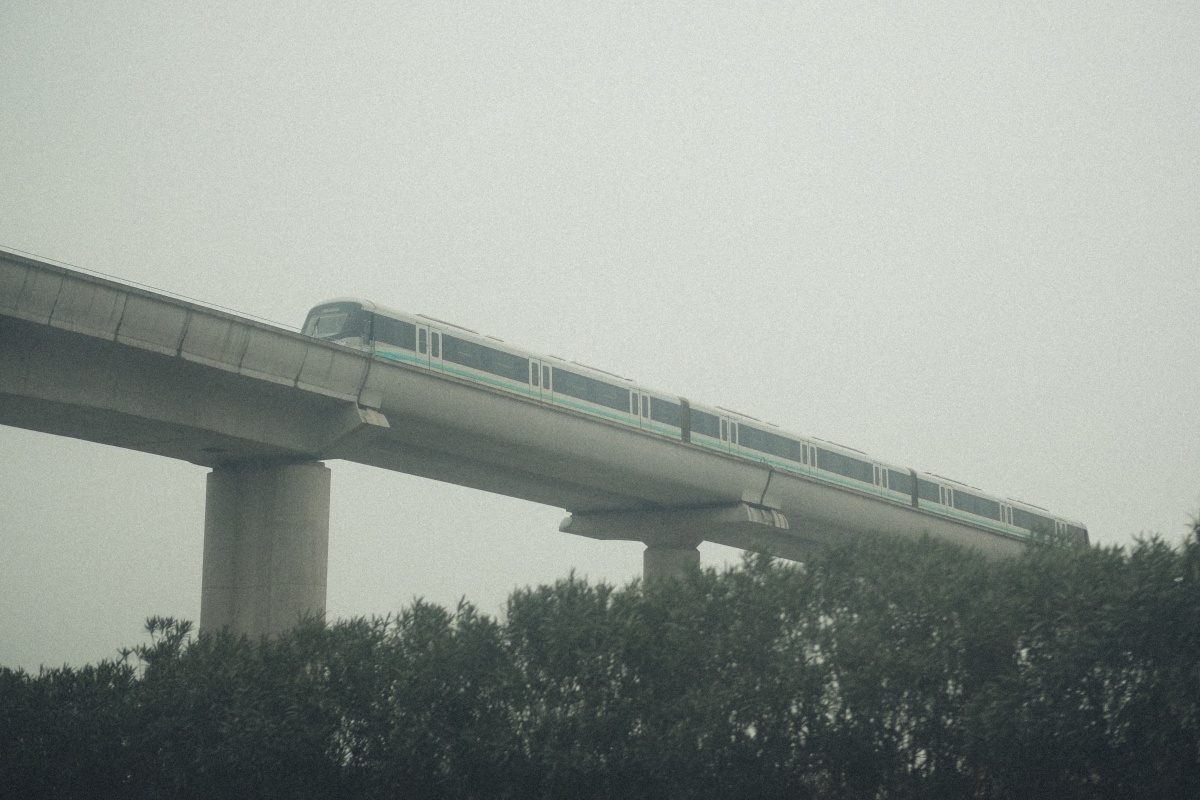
[[2, 1, 1197, 671]]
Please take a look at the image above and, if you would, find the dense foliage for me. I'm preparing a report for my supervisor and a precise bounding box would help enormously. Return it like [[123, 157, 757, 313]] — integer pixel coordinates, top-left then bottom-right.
[[4, 523, 1200, 799]]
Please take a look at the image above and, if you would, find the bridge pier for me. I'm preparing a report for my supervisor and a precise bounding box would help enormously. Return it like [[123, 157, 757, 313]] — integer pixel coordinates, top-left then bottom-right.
[[200, 460, 331, 638], [560, 502, 794, 584], [642, 541, 702, 583]]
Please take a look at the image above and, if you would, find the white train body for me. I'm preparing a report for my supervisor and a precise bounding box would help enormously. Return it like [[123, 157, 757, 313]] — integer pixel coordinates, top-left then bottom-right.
[[303, 299, 1087, 557]]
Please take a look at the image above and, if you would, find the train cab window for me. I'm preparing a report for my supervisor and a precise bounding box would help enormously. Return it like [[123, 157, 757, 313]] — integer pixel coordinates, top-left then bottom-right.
[[917, 479, 940, 503], [309, 312, 347, 338], [418, 329, 427, 354], [303, 304, 369, 342]]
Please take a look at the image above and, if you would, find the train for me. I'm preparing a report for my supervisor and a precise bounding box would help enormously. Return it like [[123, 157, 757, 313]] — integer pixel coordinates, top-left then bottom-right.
[[302, 298, 1088, 547]]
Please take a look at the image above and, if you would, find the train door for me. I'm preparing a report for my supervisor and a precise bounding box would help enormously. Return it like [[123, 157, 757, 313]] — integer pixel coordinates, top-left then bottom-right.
[[416, 323, 443, 369], [939, 484, 954, 508], [725, 419, 739, 451], [530, 359, 544, 399], [718, 415, 735, 452], [429, 328, 442, 369]]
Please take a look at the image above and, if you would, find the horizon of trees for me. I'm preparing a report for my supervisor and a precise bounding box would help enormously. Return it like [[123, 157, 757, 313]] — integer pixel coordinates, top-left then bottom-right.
[[3, 521, 1199, 799]]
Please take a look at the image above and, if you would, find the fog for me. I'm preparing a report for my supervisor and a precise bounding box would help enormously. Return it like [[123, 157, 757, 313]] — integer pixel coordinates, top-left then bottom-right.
[[2, 1, 1197, 670]]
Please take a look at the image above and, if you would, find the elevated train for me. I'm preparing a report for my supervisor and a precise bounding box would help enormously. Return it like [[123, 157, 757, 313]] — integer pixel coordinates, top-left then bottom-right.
[[303, 299, 1088, 548]]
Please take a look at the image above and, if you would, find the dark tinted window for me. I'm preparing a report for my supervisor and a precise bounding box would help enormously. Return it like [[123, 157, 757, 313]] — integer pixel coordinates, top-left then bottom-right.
[[817, 448, 874, 484], [431, 332, 440, 358], [1011, 508, 1058, 534], [649, 397, 682, 427], [690, 409, 721, 439], [442, 335, 529, 382], [303, 304, 367, 340], [530, 362, 540, 386], [554, 368, 630, 412], [953, 490, 1001, 521], [888, 469, 914, 497], [370, 315, 416, 350], [1066, 524, 1088, 545], [741, 425, 804, 463], [917, 478, 941, 503], [418, 328, 427, 354]]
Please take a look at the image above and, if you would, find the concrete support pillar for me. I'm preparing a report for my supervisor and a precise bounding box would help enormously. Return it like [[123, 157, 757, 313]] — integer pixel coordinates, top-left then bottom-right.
[[643, 542, 701, 584], [200, 460, 331, 638], [559, 502, 795, 585]]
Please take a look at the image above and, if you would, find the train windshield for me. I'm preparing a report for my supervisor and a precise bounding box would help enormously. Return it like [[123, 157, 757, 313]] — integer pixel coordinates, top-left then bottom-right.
[[302, 303, 366, 341]]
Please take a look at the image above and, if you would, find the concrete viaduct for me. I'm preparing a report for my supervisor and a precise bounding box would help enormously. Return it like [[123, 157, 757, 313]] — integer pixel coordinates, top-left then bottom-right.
[[0, 250, 1021, 639]]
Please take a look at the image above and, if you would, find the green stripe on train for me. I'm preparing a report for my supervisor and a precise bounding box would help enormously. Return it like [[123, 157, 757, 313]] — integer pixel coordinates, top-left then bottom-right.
[[373, 348, 1023, 538]]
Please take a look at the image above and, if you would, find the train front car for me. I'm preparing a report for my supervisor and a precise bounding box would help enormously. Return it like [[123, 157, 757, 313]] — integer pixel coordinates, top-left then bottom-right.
[[301, 300, 373, 349]]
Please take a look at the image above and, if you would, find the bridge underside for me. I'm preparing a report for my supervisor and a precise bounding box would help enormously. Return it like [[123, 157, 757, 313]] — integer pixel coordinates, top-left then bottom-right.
[[3, 252, 1024, 638], [1, 314, 773, 635]]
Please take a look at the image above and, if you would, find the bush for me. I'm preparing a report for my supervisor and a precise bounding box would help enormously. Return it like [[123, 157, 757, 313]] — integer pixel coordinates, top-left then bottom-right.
[[3, 522, 1199, 799]]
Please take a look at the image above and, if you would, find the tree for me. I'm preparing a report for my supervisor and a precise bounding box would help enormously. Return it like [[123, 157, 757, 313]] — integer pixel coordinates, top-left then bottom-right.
[[4, 520, 1200, 798]]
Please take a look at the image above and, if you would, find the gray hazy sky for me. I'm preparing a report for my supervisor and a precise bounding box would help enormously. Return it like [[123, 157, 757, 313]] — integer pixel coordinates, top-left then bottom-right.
[[2, 1, 1198, 671]]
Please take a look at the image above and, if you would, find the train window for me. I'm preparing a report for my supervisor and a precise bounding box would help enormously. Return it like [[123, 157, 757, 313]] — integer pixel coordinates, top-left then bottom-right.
[[741, 425, 804, 463], [917, 478, 940, 503], [543, 365, 551, 389], [888, 470, 914, 497], [1066, 524, 1088, 544], [371, 316, 417, 350], [431, 332, 440, 358], [554, 368, 630, 412], [720, 419, 727, 440], [418, 328, 427, 354], [442, 334, 529, 382], [304, 303, 368, 341], [1011, 508, 1057, 534], [530, 362, 540, 386], [630, 392, 638, 414], [690, 409, 721, 439], [310, 312, 346, 337], [816, 448, 874, 483], [641, 395, 649, 417], [649, 397, 683, 427], [953, 490, 1001, 521]]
